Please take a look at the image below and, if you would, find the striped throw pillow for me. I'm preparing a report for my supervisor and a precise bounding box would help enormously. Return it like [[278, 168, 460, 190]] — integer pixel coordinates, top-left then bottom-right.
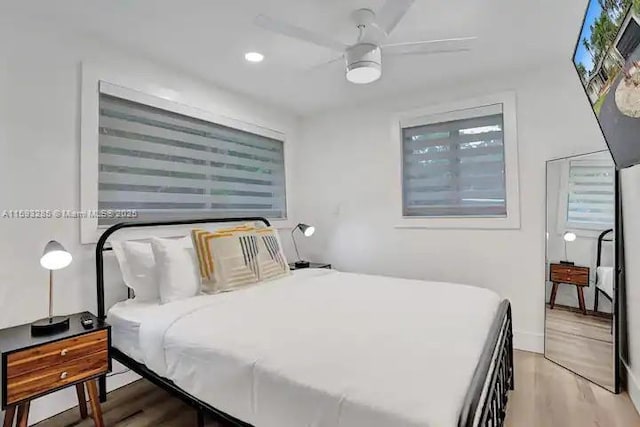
[[256, 227, 290, 281], [191, 223, 257, 293]]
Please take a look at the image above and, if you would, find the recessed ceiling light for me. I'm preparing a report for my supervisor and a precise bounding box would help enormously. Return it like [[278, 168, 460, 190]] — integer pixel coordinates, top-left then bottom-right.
[[245, 52, 264, 63]]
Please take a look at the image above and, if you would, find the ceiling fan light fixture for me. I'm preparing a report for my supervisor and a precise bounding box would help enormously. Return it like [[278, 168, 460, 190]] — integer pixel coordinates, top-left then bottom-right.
[[345, 44, 382, 84], [346, 65, 381, 84]]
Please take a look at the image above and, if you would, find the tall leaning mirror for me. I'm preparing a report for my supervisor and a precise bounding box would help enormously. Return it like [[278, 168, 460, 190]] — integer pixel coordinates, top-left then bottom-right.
[[545, 150, 618, 392]]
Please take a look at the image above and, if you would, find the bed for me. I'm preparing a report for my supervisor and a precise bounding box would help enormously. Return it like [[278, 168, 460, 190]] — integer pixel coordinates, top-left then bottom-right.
[[594, 228, 614, 313], [96, 217, 513, 427]]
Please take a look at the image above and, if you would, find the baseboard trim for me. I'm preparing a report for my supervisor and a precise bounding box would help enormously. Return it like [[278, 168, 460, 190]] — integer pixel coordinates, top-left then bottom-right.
[[623, 359, 640, 415], [514, 330, 544, 353]]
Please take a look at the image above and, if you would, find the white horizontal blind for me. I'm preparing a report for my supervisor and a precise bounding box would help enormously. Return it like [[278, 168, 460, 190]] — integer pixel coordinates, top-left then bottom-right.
[[566, 160, 615, 228], [402, 104, 506, 217], [98, 94, 286, 225]]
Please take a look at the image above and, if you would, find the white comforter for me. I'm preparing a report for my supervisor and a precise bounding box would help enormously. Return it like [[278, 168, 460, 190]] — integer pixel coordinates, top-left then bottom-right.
[[133, 269, 501, 427], [596, 266, 614, 298]]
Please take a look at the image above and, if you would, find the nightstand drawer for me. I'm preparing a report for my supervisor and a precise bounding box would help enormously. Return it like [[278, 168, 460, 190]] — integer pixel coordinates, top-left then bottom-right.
[[6, 350, 108, 405], [6, 330, 108, 379], [550, 264, 589, 285]]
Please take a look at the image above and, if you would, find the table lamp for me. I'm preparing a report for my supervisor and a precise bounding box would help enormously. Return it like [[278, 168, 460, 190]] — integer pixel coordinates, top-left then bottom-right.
[[31, 240, 72, 336], [561, 231, 576, 265], [291, 223, 315, 268]]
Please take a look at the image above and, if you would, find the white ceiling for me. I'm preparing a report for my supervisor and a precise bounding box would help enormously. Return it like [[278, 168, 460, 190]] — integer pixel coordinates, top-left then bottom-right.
[[8, 0, 588, 115]]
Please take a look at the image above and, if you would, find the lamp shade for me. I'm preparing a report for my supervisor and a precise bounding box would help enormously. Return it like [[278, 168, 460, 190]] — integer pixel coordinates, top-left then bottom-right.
[[40, 240, 72, 270], [297, 223, 315, 237], [563, 232, 577, 242]]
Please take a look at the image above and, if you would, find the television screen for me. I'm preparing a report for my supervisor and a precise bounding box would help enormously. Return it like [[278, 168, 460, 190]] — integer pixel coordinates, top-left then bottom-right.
[[573, 0, 640, 169]]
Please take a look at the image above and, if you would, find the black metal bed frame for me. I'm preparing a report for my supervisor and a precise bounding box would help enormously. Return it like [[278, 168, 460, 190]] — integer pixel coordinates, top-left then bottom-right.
[[95, 217, 514, 427], [594, 228, 614, 313]]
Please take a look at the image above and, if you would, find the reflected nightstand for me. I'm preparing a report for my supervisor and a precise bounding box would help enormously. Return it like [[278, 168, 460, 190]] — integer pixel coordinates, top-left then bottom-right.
[[549, 263, 590, 315]]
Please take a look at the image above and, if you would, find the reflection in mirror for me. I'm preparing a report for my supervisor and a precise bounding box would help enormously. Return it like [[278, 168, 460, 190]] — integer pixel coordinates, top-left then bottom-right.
[[545, 150, 616, 391]]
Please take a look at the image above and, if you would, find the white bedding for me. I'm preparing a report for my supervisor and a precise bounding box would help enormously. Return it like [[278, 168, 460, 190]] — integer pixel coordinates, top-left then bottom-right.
[[107, 299, 158, 363], [596, 266, 614, 298], [109, 269, 502, 427]]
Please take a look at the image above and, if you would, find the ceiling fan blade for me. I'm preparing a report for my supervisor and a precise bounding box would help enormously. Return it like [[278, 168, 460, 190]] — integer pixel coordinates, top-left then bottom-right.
[[308, 55, 344, 71], [382, 37, 477, 55], [255, 14, 347, 52], [376, 0, 416, 36]]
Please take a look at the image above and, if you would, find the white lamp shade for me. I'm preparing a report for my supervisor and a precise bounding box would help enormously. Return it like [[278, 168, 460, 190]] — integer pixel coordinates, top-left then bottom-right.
[[297, 223, 315, 237], [563, 232, 577, 242], [40, 240, 72, 270]]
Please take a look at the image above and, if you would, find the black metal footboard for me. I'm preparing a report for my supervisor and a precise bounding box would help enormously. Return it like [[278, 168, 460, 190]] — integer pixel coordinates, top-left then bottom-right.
[[458, 300, 514, 427]]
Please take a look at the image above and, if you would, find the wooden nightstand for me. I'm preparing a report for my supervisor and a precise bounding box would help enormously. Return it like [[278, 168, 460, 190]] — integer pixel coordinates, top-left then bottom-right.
[[0, 312, 110, 427], [288, 262, 331, 271], [549, 263, 590, 315]]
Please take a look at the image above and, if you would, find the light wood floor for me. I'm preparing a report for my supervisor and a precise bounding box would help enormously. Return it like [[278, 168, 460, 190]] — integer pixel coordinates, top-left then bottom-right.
[[31, 351, 640, 427], [545, 306, 614, 390]]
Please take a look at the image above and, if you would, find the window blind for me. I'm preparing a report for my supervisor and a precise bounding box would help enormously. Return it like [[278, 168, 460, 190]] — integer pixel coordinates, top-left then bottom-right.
[[98, 94, 286, 225], [402, 105, 506, 217], [566, 160, 615, 228]]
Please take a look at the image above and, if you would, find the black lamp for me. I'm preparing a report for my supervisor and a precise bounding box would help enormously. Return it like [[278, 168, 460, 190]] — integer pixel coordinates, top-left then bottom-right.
[[31, 240, 72, 336], [291, 223, 315, 269]]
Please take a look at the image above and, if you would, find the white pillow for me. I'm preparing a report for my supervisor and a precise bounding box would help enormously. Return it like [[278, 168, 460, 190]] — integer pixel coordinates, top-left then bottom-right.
[[150, 237, 201, 304], [111, 240, 159, 302]]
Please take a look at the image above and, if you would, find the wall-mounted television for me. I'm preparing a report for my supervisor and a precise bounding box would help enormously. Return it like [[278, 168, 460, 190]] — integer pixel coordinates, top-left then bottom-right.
[[573, 0, 640, 169]]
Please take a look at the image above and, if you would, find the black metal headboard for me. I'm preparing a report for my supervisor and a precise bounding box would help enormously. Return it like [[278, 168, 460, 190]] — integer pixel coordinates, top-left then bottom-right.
[[596, 228, 614, 269], [95, 217, 271, 321]]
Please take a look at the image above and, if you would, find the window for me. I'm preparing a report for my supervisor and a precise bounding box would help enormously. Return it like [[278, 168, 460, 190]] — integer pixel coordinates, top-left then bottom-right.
[[402, 104, 506, 217], [566, 159, 615, 229], [395, 92, 519, 229], [97, 93, 286, 225]]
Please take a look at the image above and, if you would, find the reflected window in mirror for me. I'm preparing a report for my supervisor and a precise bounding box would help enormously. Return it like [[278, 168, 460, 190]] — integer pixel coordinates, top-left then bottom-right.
[[566, 158, 615, 231]]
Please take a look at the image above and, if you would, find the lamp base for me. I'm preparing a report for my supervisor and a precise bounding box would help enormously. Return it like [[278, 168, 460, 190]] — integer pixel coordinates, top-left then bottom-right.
[[559, 260, 575, 265], [31, 316, 70, 336], [294, 260, 310, 269]]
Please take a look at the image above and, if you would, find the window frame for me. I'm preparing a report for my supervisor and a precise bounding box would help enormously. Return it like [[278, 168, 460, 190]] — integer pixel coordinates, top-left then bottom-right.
[[393, 91, 520, 230], [80, 64, 293, 244]]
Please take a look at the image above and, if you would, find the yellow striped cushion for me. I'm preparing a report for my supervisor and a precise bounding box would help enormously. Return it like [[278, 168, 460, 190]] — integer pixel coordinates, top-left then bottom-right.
[[256, 227, 290, 281], [191, 223, 256, 293]]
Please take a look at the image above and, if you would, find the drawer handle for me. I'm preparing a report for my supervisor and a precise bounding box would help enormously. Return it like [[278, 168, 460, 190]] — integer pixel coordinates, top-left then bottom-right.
[[60, 371, 68, 380], [60, 349, 68, 356]]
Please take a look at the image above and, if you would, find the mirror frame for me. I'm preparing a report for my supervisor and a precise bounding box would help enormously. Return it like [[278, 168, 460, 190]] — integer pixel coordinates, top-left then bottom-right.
[[544, 149, 620, 393]]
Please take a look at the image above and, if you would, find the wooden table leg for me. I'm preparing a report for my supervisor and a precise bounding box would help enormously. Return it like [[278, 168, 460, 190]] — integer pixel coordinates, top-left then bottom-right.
[[549, 282, 559, 309], [3, 406, 16, 427], [16, 402, 29, 427], [76, 383, 88, 419], [577, 286, 587, 315], [86, 379, 105, 427]]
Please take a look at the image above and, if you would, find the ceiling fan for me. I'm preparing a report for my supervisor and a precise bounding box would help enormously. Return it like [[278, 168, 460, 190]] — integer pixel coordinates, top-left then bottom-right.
[[255, 0, 477, 84]]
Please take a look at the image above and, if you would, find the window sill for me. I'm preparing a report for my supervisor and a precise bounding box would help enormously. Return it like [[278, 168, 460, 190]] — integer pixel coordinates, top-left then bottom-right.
[[395, 216, 520, 230]]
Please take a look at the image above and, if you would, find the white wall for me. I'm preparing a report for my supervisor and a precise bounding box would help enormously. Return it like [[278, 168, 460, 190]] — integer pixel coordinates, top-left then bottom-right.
[[621, 164, 640, 413], [293, 61, 609, 354], [0, 10, 299, 425]]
